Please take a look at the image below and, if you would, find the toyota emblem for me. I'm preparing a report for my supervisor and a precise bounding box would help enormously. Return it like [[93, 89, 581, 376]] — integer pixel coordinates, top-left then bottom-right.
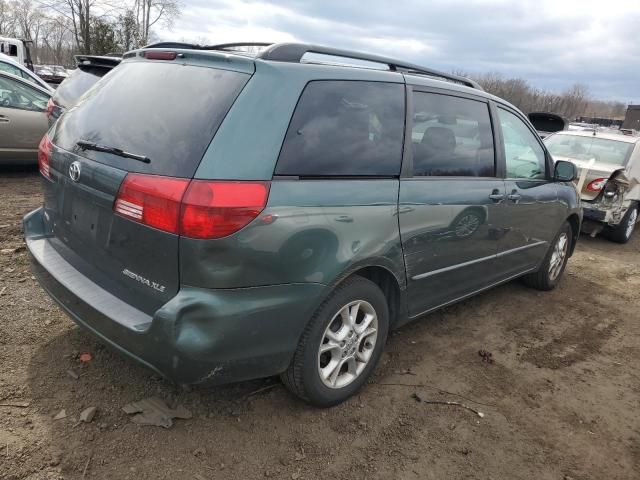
[[69, 161, 81, 182]]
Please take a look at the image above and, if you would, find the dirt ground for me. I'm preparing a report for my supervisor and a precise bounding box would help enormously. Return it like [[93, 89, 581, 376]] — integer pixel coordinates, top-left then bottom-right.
[[1, 167, 638, 480]]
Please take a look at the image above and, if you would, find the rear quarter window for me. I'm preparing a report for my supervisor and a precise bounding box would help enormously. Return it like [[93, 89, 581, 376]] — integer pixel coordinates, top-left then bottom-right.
[[53, 62, 250, 178], [275, 80, 405, 176]]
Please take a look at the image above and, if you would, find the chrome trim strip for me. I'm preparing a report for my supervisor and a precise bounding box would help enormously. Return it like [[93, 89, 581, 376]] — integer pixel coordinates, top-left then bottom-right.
[[409, 267, 537, 319], [411, 240, 548, 281], [411, 253, 495, 280], [496, 240, 547, 258]]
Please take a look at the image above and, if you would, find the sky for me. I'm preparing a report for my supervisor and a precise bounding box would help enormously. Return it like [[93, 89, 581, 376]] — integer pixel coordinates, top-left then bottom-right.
[[157, 0, 640, 104]]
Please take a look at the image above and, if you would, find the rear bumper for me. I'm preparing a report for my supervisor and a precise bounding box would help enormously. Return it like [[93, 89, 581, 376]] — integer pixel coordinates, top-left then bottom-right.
[[24, 207, 324, 385], [581, 199, 629, 229]]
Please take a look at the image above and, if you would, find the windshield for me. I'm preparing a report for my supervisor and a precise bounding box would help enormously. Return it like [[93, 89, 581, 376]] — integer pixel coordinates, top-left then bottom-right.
[[54, 61, 250, 177], [545, 134, 634, 166]]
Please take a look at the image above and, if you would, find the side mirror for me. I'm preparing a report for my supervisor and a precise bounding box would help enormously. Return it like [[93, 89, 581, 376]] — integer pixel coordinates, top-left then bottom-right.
[[554, 160, 577, 182]]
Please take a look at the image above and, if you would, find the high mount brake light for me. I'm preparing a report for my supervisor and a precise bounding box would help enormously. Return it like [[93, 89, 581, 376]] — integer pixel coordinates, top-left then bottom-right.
[[38, 134, 52, 179], [114, 174, 270, 239], [586, 178, 608, 192], [144, 51, 178, 60]]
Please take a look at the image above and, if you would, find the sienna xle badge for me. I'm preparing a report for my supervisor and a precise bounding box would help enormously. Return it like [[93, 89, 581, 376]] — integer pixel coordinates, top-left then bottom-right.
[[25, 43, 582, 406]]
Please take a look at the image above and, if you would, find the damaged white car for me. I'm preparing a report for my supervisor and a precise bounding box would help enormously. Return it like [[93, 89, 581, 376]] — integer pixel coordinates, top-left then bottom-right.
[[545, 131, 640, 243]]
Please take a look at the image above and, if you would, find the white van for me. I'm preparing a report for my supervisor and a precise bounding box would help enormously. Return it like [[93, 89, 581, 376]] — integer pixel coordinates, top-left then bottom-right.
[[0, 37, 34, 71]]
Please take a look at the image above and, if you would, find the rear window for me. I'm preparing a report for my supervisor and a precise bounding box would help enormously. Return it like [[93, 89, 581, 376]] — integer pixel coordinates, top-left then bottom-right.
[[54, 62, 250, 177], [53, 67, 107, 108], [545, 134, 634, 167], [275, 80, 405, 177]]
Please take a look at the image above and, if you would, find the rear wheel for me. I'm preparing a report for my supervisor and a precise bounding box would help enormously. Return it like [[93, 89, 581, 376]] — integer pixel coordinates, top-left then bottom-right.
[[281, 276, 389, 407], [522, 221, 572, 291], [605, 204, 638, 244]]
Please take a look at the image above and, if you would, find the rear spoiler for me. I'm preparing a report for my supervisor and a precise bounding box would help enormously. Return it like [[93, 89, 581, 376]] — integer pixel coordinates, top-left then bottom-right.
[[74, 55, 122, 70]]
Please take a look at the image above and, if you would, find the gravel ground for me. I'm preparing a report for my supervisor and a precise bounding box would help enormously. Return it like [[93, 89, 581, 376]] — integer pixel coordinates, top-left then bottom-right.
[[1, 167, 639, 480]]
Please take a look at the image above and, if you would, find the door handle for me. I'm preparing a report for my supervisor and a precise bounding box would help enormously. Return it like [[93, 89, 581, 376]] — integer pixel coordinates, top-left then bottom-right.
[[0, 115, 9, 123], [489, 191, 504, 202], [508, 192, 522, 202]]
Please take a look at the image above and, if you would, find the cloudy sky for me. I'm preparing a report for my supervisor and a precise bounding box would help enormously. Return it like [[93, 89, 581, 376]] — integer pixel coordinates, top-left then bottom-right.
[[157, 0, 640, 103]]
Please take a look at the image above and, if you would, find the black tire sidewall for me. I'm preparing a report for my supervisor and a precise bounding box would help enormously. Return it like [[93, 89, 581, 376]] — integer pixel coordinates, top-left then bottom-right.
[[300, 277, 389, 407], [608, 204, 638, 243], [541, 222, 572, 288]]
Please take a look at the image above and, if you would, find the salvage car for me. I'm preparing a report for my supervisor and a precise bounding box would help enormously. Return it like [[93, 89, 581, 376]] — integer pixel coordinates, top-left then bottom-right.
[[0, 70, 51, 165], [545, 130, 640, 243], [25, 43, 581, 406], [0, 52, 54, 92], [46, 54, 121, 126]]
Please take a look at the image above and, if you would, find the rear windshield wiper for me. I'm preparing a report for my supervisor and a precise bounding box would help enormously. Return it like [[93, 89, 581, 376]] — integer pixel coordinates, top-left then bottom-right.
[[76, 140, 151, 164]]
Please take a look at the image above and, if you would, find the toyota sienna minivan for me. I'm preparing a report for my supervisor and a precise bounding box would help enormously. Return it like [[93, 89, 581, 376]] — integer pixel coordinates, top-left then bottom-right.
[[25, 43, 581, 406]]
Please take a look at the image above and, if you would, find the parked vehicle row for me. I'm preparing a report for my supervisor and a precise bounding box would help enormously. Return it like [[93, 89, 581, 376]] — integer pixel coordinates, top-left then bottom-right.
[[0, 53, 53, 91], [0, 54, 121, 165], [23, 42, 582, 406]]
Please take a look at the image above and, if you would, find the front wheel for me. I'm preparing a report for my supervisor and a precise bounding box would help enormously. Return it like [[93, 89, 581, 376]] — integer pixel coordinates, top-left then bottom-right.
[[522, 221, 572, 291], [281, 276, 389, 407], [605, 204, 638, 244]]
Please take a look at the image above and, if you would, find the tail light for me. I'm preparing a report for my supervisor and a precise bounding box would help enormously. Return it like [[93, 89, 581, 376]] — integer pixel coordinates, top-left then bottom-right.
[[114, 174, 189, 233], [38, 134, 52, 179], [45, 98, 55, 118], [114, 174, 270, 239], [180, 181, 270, 239], [586, 178, 607, 192]]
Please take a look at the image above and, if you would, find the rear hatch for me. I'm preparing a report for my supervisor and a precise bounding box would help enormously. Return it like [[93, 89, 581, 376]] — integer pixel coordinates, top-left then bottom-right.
[[44, 55, 252, 314], [528, 112, 565, 138], [48, 55, 122, 125]]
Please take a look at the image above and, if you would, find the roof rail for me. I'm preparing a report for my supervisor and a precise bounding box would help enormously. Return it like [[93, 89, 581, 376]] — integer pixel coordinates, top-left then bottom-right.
[[258, 43, 482, 90], [142, 41, 273, 52]]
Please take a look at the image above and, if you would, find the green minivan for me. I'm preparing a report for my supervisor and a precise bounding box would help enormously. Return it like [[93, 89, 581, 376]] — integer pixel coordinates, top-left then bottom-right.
[[24, 43, 581, 406]]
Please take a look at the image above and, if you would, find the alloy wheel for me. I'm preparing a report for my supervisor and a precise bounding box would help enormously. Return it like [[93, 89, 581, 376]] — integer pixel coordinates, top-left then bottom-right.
[[317, 300, 378, 389], [625, 208, 638, 240], [548, 232, 568, 281]]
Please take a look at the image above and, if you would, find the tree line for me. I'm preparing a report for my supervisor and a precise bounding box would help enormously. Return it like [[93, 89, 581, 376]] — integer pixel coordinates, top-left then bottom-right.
[[0, 2, 628, 119], [468, 72, 627, 120], [0, 0, 180, 65]]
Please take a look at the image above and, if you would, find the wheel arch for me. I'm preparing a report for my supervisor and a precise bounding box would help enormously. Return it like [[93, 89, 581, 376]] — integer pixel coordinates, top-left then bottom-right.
[[566, 213, 580, 256], [323, 261, 407, 329]]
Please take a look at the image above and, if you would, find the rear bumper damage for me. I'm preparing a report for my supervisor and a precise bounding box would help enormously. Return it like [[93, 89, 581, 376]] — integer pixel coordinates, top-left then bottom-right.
[[24, 207, 324, 386], [580, 169, 638, 236]]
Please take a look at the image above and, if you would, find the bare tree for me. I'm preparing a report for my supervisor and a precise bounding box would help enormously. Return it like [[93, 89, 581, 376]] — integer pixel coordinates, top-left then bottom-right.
[[134, 0, 180, 45], [0, 0, 18, 35]]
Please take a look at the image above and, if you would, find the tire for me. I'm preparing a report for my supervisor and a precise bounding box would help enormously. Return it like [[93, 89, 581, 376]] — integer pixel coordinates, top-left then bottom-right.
[[604, 204, 638, 244], [522, 221, 572, 291], [281, 275, 389, 407]]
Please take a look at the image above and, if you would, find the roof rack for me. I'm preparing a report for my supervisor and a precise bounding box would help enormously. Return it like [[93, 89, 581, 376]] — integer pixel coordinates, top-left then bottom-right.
[[140, 41, 481, 90], [258, 43, 482, 90], [143, 41, 273, 52]]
